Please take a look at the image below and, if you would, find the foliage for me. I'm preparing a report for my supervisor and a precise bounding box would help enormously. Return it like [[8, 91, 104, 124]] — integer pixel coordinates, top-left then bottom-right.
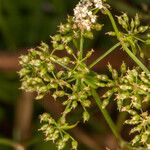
[[19, 0, 150, 150]]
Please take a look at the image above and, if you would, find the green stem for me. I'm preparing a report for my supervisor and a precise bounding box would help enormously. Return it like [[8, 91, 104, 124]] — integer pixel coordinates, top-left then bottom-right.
[[105, 8, 120, 38], [91, 89, 121, 141], [0, 138, 24, 149], [105, 8, 150, 74], [73, 39, 78, 49], [76, 32, 84, 91], [122, 45, 150, 74], [89, 42, 121, 68], [79, 32, 84, 60], [134, 36, 145, 43]]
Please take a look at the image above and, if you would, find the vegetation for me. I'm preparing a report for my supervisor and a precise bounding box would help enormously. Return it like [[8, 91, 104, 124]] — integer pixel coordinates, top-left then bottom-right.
[[19, 0, 150, 149], [0, 0, 150, 150]]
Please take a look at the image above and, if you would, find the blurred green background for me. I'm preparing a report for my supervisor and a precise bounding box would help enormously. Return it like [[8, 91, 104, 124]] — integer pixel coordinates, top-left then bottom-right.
[[0, 0, 149, 150]]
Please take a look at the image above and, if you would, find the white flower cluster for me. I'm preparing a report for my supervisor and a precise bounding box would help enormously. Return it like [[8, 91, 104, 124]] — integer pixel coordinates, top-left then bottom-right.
[[73, 0, 103, 31]]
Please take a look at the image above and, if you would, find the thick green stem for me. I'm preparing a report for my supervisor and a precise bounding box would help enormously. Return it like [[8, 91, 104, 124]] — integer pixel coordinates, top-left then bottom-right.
[[105, 8, 150, 74], [91, 89, 121, 141], [89, 42, 121, 68], [0, 138, 24, 149]]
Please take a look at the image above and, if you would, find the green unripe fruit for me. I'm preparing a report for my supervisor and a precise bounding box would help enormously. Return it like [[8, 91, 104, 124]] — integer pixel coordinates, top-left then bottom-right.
[[56, 44, 65, 50], [134, 14, 140, 26], [84, 31, 93, 39], [83, 111, 90, 122], [145, 39, 150, 45], [94, 23, 103, 31], [66, 46, 73, 54], [52, 34, 61, 41], [138, 26, 148, 33], [72, 141, 78, 150]]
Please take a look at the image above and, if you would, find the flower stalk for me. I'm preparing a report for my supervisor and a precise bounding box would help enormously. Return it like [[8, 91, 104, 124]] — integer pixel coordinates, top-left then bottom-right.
[[89, 42, 121, 68]]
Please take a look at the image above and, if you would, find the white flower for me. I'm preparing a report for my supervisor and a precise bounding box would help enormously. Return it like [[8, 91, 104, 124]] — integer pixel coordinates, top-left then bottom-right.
[[93, 0, 103, 9]]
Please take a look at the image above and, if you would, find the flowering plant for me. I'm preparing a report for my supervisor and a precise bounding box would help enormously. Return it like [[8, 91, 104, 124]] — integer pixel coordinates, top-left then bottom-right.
[[19, 0, 150, 149]]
